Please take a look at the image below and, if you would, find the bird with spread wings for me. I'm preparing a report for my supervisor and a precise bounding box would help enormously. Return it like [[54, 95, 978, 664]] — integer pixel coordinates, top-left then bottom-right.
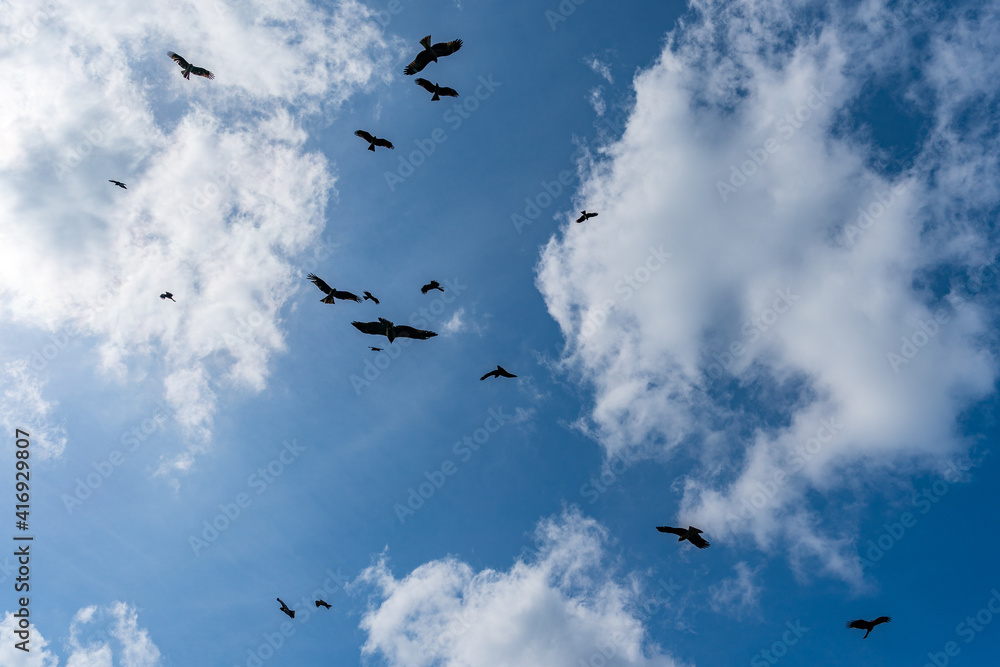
[[352, 318, 437, 344], [355, 130, 394, 152], [846, 617, 891, 638], [109, 180, 127, 189], [656, 525, 710, 549], [415, 78, 459, 101], [276, 598, 294, 619], [404, 35, 463, 76], [576, 211, 598, 223], [168, 52, 214, 80], [481, 366, 517, 381], [307, 274, 361, 304], [421, 280, 444, 293]]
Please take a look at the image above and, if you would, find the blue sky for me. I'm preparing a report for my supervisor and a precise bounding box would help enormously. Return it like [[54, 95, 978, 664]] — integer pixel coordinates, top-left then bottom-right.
[[2, 0, 1000, 665]]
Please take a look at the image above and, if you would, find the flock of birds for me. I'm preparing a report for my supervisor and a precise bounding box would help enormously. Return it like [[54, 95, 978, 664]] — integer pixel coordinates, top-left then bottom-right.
[[112, 33, 887, 650]]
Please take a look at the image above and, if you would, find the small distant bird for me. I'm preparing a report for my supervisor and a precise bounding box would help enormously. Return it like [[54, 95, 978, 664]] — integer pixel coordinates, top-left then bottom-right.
[[307, 274, 361, 304], [656, 525, 710, 549], [315, 600, 332, 609], [369, 346, 384, 352], [352, 318, 437, 344], [846, 617, 891, 639], [404, 35, 463, 76], [415, 78, 459, 101], [576, 211, 598, 223], [109, 180, 127, 189], [159, 292, 176, 302], [355, 130, 394, 152], [363, 291, 380, 304], [421, 281, 444, 293], [481, 365, 517, 381], [168, 52, 214, 80], [276, 598, 294, 619]]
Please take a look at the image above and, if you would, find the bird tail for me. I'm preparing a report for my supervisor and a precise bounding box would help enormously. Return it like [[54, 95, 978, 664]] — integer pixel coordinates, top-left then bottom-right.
[[321, 294, 336, 304], [368, 144, 376, 152], [431, 91, 440, 101], [182, 69, 191, 79], [420, 35, 432, 49]]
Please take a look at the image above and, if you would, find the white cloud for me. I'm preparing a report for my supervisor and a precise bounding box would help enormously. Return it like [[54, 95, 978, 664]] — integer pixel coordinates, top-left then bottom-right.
[[587, 56, 614, 84], [0, 360, 67, 460], [537, 0, 1000, 586], [0, 0, 396, 472], [0, 602, 159, 667], [589, 87, 607, 117], [708, 562, 760, 619], [359, 508, 686, 667]]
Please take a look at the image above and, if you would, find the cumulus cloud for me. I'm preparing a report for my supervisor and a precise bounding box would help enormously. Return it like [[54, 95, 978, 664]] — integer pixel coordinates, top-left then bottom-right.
[[537, 0, 1000, 586], [359, 508, 685, 667], [0, 602, 159, 666], [0, 360, 67, 460], [0, 0, 396, 472]]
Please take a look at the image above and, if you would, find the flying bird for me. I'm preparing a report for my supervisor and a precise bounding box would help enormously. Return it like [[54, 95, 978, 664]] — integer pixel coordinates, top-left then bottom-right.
[[576, 210, 598, 223], [355, 130, 394, 152], [369, 346, 384, 352], [481, 365, 517, 381], [363, 291, 380, 304], [846, 617, 891, 639], [159, 292, 176, 302], [352, 318, 437, 344], [421, 280, 444, 293], [307, 274, 361, 304], [276, 598, 294, 619], [415, 78, 459, 101], [404, 35, 463, 75], [315, 600, 332, 609], [109, 180, 127, 189], [168, 52, 214, 80], [656, 525, 710, 549]]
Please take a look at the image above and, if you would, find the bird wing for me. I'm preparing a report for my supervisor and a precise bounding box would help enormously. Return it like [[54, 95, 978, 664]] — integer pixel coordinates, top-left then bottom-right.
[[374, 137, 394, 149], [355, 130, 375, 143], [168, 51, 190, 68], [576, 213, 586, 222], [420, 283, 433, 293], [190, 66, 214, 79], [394, 325, 437, 340], [306, 273, 333, 296], [432, 39, 463, 57], [332, 289, 362, 303], [437, 85, 459, 97], [404, 51, 434, 76], [415, 78, 437, 93], [846, 620, 869, 630], [656, 526, 685, 536], [688, 533, 710, 548], [480, 370, 496, 381], [353, 320, 390, 336], [872, 617, 891, 626], [497, 366, 517, 378]]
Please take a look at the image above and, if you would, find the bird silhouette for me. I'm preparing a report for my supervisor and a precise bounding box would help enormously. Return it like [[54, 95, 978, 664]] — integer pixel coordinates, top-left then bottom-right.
[[355, 130, 394, 152], [315, 600, 332, 609], [352, 318, 437, 343], [480, 365, 517, 381], [168, 52, 214, 80], [307, 274, 361, 303], [415, 78, 459, 101], [109, 180, 127, 189], [404, 35, 463, 76], [369, 346, 384, 352], [276, 598, 294, 619], [421, 281, 444, 293], [159, 292, 176, 302], [363, 291, 380, 304], [846, 617, 891, 638], [576, 210, 598, 223], [656, 525, 710, 549]]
